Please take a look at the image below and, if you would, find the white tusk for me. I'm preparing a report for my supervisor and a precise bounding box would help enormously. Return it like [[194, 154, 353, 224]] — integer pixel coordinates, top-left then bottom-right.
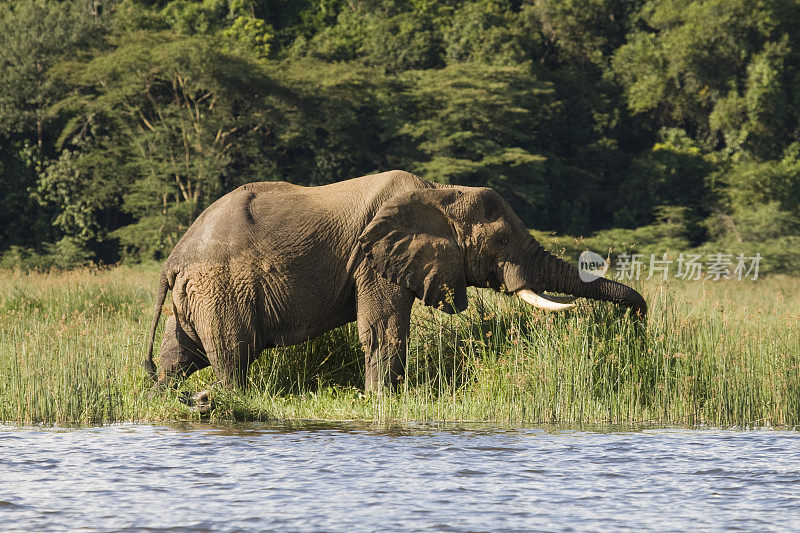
[[517, 290, 577, 311]]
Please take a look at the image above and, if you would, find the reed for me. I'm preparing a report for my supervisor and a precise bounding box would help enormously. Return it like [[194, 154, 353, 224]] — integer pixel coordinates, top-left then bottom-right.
[[0, 264, 797, 426]]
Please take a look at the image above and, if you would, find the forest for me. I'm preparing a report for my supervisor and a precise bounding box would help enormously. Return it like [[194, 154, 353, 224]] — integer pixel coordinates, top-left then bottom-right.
[[1, 0, 799, 271]]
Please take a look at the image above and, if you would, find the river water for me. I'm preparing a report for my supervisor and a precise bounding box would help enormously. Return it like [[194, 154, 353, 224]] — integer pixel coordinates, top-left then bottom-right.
[[1, 423, 798, 531]]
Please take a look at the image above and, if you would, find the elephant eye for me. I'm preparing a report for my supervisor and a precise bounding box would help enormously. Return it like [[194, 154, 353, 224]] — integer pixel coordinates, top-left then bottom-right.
[[499, 235, 509, 246]]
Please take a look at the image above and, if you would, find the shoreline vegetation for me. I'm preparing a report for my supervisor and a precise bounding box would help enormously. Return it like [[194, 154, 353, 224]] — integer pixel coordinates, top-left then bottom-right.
[[2, 262, 797, 427]]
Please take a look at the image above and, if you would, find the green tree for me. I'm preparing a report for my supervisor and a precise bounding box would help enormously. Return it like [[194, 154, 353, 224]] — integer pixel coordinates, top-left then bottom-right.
[[360, 11, 442, 72], [0, 142, 55, 251], [272, 60, 395, 183], [0, 0, 106, 149], [56, 33, 278, 258], [613, 128, 715, 241], [443, 1, 534, 66], [396, 63, 558, 223], [613, 0, 800, 153]]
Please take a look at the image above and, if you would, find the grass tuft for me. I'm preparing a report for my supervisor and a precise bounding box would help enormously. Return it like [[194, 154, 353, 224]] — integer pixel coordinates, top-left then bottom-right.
[[1, 263, 798, 426]]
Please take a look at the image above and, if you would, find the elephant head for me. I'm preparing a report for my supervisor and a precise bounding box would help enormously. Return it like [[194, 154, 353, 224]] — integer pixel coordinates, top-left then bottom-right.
[[358, 186, 647, 316]]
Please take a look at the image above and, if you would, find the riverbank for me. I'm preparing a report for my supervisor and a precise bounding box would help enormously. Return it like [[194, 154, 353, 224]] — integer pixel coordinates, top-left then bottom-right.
[[1, 264, 797, 426]]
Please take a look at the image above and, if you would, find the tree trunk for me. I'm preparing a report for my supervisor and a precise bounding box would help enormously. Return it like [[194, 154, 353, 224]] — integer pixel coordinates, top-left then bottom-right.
[[37, 118, 43, 150]]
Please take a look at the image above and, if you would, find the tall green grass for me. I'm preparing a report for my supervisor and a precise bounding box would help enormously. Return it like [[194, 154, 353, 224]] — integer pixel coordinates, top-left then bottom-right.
[[1, 263, 798, 426]]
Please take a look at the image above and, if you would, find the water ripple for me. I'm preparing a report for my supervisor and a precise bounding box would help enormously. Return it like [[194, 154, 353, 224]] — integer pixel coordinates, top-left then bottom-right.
[[0, 424, 799, 531]]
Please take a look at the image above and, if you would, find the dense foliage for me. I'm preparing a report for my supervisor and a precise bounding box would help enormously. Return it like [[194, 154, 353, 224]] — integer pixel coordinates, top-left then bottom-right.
[[1, 0, 798, 268]]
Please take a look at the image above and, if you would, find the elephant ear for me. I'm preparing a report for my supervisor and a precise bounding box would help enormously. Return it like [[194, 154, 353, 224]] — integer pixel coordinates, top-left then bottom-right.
[[358, 188, 468, 314]]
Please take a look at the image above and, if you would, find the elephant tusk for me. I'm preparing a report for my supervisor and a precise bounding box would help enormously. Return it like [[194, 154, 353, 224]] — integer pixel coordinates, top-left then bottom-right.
[[516, 290, 577, 311]]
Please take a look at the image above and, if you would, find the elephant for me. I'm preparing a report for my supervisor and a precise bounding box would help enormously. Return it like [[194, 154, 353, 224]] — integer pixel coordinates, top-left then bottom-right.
[[144, 170, 646, 392]]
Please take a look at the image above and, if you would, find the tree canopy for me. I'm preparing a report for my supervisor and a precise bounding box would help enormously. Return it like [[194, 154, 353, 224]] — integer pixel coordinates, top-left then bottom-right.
[[0, 0, 798, 269]]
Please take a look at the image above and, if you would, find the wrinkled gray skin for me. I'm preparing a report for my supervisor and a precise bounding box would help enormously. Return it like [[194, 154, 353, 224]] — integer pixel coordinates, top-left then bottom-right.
[[145, 171, 646, 392]]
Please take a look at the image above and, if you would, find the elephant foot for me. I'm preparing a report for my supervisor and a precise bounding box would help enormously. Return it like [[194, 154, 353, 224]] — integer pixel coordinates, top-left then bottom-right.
[[179, 389, 216, 415]]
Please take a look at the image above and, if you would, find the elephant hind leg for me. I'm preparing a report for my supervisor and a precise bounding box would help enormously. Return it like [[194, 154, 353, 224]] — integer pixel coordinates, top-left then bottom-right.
[[158, 315, 209, 386], [186, 275, 261, 389], [195, 323, 260, 389], [204, 340, 258, 389]]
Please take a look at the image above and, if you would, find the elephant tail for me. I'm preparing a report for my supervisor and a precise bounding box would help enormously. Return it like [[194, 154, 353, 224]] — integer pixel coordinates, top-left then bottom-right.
[[144, 270, 170, 381]]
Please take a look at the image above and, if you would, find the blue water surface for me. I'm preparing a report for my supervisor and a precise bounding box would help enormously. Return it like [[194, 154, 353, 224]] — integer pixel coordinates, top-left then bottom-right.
[[1, 423, 798, 532]]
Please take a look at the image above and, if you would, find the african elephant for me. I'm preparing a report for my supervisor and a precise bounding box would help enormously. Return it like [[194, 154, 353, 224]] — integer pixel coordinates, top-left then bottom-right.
[[144, 170, 646, 392]]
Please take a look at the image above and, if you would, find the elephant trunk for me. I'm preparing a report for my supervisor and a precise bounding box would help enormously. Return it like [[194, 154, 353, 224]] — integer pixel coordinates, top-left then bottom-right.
[[532, 248, 647, 316]]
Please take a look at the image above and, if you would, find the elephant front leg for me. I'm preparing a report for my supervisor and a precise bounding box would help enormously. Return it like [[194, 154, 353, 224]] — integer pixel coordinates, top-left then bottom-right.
[[356, 278, 414, 393], [359, 320, 408, 392]]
